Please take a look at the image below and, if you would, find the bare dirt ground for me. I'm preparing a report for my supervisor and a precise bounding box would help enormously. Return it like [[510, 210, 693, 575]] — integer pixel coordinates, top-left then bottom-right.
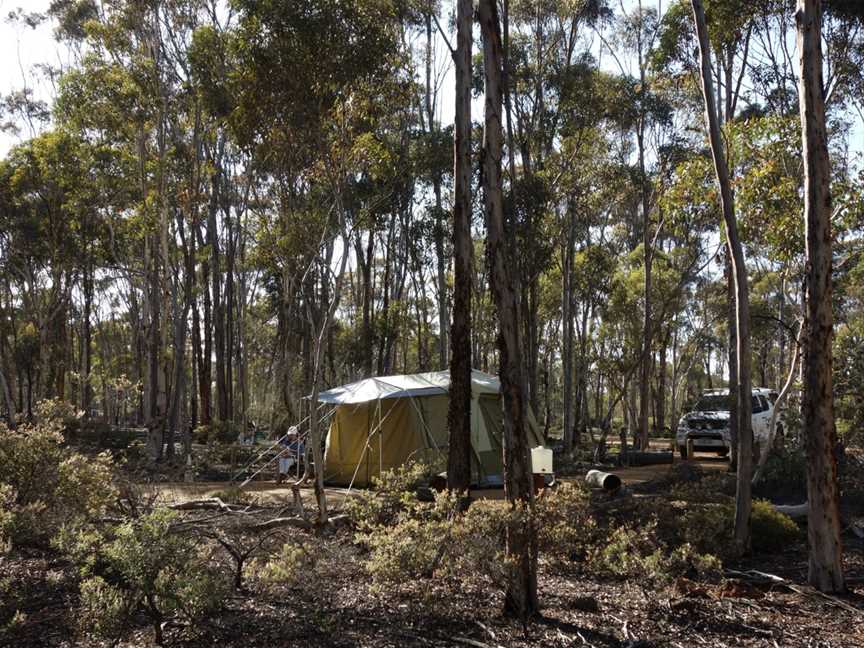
[[148, 446, 729, 507]]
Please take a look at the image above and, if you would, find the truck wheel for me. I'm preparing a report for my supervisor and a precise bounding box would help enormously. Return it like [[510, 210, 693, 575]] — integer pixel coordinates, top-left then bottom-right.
[[678, 445, 688, 459]]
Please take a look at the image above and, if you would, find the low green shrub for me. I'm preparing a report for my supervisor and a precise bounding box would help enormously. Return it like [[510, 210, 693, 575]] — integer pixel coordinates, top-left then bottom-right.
[[678, 499, 800, 557], [590, 522, 721, 583], [669, 472, 736, 504], [679, 503, 733, 557], [535, 482, 597, 563], [447, 498, 514, 587], [250, 542, 314, 589], [755, 448, 807, 499], [750, 499, 800, 552], [344, 460, 433, 532], [194, 421, 242, 445], [63, 508, 227, 644], [0, 405, 117, 548]]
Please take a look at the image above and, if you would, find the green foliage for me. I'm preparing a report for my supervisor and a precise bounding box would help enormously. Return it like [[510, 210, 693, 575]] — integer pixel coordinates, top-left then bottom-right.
[[670, 471, 736, 504], [67, 509, 227, 642], [679, 503, 733, 557], [78, 576, 128, 639], [534, 482, 597, 562], [755, 448, 808, 499], [750, 500, 801, 553], [591, 522, 721, 583], [678, 499, 800, 557], [362, 510, 451, 589], [195, 420, 242, 445], [0, 402, 116, 547], [344, 460, 433, 532], [251, 542, 314, 589]]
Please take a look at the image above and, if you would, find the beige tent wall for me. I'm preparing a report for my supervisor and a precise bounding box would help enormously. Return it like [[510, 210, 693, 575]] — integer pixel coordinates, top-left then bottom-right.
[[408, 394, 449, 473], [323, 399, 422, 487], [323, 391, 546, 487]]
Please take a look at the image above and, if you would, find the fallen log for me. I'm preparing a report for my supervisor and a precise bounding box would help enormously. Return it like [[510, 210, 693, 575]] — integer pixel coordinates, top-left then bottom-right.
[[774, 502, 808, 519], [169, 497, 244, 512], [620, 451, 673, 467], [585, 470, 622, 492]]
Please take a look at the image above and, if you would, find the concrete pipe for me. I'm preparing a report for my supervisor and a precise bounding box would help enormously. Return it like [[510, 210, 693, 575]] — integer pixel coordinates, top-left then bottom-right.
[[585, 469, 622, 492]]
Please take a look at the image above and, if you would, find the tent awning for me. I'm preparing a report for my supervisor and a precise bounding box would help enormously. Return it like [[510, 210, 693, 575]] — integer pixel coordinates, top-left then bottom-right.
[[316, 370, 500, 405]]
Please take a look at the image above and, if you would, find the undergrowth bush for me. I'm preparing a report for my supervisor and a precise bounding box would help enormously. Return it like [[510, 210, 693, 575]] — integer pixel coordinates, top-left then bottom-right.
[[679, 499, 800, 557], [750, 499, 800, 552], [755, 448, 808, 498], [0, 401, 117, 548], [591, 522, 721, 583], [535, 482, 597, 563], [669, 472, 736, 504], [61, 508, 227, 644], [344, 460, 433, 532], [250, 542, 314, 590]]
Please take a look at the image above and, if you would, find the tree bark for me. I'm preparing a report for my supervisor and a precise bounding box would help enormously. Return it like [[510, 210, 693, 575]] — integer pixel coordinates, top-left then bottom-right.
[[479, 0, 538, 620], [691, 0, 753, 553], [561, 200, 576, 452], [446, 0, 474, 492], [796, 0, 845, 593], [209, 162, 228, 423]]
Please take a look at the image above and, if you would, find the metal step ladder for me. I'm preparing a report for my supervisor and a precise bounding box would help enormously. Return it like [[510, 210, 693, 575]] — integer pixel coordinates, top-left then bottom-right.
[[232, 402, 334, 487], [232, 430, 301, 487]]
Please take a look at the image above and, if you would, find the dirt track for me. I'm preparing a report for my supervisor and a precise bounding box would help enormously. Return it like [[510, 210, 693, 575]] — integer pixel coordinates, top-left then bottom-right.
[[149, 450, 731, 506]]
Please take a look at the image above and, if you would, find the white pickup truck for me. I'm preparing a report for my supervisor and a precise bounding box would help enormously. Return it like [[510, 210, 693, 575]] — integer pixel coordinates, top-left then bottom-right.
[[676, 388, 781, 459]]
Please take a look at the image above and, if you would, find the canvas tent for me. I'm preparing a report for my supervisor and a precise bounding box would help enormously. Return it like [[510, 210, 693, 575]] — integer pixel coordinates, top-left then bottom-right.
[[317, 370, 543, 487]]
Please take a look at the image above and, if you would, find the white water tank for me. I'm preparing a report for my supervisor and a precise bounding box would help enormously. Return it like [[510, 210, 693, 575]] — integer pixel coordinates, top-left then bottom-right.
[[531, 446, 553, 474]]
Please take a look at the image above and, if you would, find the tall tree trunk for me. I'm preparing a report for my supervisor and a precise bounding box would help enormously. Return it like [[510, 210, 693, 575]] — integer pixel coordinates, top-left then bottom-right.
[[691, 0, 753, 553], [447, 0, 473, 492], [637, 129, 652, 451], [146, 233, 163, 461], [81, 259, 93, 416], [209, 165, 228, 422], [561, 201, 576, 452], [480, 0, 538, 620], [796, 0, 845, 593]]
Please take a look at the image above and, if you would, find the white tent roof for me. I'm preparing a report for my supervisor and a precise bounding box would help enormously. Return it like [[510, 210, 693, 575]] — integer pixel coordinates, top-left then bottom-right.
[[316, 369, 500, 404]]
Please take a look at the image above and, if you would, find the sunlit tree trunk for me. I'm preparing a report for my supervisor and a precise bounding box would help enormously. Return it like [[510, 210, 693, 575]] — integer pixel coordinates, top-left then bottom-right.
[[691, 0, 753, 552], [480, 0, 538, 620], [796, 0, 845, 593]]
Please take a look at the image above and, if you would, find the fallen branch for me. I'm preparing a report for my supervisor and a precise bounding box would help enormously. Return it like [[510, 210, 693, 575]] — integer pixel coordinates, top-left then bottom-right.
[[168, 498, 251, 513], [724, 569, 860, 613], [249, 516, 313, 531], [248, 513, 351, 532], [451, 637, 493, 648]]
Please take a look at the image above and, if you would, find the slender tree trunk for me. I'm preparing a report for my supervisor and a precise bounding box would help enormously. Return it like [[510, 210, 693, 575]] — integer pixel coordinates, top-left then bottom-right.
[[0, 359, 15, 430], [209, 164, 227, 422], [691, 0, 753, 553], [796, 0, 845, 593], [446, 0, 474, 492], [637, 131, 652, 451], [81, 260, 93, 416], [561, 201, 576, 452], [480, 0, 538, 620]]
